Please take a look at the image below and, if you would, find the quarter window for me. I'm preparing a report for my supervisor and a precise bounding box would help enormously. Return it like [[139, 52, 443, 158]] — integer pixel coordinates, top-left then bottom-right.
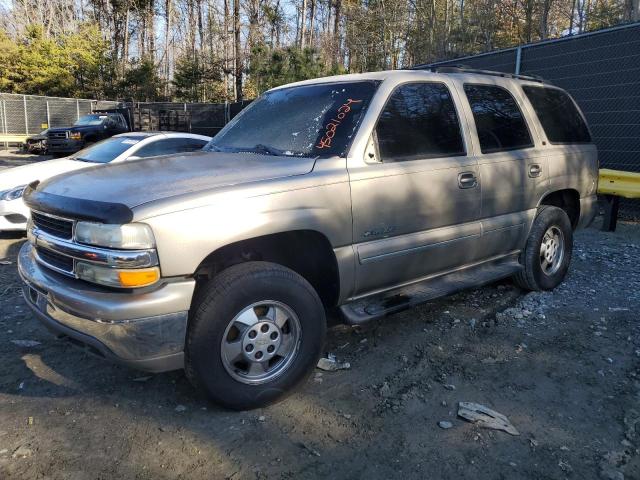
[[463, 84, 533, 153], [522, 86, 591, 144], [375, 82, 465, 161]]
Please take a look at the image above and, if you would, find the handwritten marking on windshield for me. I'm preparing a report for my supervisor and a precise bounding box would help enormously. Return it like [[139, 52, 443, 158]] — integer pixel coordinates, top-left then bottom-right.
[[315, 99, 362, 150]]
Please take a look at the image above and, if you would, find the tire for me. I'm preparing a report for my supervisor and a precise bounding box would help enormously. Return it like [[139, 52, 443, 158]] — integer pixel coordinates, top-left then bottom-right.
[[185, 261, 326, 410], [514, 205, 573, 291]]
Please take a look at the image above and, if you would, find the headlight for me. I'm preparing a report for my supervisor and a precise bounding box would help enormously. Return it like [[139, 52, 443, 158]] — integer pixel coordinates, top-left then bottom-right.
[[69, 132, 82, 140], [76, 262, 160, 288], [75, 222, 155, 249], [0, 185, 26, 201]]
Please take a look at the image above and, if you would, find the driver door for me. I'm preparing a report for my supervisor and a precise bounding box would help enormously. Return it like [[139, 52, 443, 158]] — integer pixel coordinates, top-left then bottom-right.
[[348, 81, 482, 296]]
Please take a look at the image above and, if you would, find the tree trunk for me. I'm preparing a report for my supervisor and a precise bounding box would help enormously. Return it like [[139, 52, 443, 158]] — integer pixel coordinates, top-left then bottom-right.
[[539, 0, 551, 40], [224, 0, 230, 99], [234, 0, 243, 101], [569, 0, 576, 34], [333, 0, 341, 66], [631, 0, 640, 21], [164, 0, 171, 96], [300, 0, 307, 48], [123, 3, 130, 77], [147, 0, 155, 61], [309, 0, 316, 46]]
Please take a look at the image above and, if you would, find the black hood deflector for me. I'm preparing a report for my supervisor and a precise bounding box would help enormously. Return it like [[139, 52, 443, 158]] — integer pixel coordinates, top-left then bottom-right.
[[23, 182, 134, 224]]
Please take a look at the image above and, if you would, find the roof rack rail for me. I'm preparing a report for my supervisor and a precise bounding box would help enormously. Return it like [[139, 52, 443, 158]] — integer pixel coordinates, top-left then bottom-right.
[[410, 64, 545, 83]]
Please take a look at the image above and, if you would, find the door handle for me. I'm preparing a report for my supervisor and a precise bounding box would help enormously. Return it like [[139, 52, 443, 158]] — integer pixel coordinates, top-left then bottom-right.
[[458, 172, 478, 189], [529, 164, 542, 178]]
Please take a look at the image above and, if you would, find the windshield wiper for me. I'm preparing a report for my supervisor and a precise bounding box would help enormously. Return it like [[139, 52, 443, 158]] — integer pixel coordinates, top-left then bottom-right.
[[209, 143, 297, 156], [236, 144, 288, 156]]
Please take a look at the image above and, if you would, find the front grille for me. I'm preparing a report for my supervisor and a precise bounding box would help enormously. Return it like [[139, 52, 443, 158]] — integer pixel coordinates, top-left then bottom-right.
[[48, 131, 67, 140], [32, 211, 73, 240], [36, 246, 74, 274]]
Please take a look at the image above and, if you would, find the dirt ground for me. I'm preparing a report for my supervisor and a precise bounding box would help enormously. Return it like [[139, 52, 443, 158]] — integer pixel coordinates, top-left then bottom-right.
[[1, 151, 640, 479]]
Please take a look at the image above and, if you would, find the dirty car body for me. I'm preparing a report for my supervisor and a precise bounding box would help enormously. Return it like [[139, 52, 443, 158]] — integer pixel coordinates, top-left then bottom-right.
[[18, 69, 598, 409]]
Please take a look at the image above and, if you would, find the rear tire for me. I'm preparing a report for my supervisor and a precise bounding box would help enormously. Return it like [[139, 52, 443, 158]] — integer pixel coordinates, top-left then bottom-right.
[[185, 261, 326, 410], [514, 206, 573, 291]]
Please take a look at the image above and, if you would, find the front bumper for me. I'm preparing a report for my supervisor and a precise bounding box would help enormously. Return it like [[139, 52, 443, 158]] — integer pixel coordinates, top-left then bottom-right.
[[0, 198, 29, 231], [47, 139, 84, 153], [18, 242, 196, 372]]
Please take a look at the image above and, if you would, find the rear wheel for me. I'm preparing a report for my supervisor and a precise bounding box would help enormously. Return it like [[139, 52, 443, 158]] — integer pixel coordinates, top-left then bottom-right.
[[514, 206, 573, 291], [185, 261, 326, 410]]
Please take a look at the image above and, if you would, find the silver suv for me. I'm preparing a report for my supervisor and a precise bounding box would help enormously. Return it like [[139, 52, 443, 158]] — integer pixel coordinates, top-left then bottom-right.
[[18, 68, 598, 409]]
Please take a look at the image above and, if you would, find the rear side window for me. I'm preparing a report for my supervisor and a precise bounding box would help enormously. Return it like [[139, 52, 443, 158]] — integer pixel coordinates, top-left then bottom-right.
[[522, 86, 591, 144], [463, 84, 533, 153], [375, 82, 465, 161]]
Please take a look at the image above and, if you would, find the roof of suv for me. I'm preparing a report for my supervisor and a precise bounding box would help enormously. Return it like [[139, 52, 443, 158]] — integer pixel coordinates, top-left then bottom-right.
[[269, 68, 549, 92]]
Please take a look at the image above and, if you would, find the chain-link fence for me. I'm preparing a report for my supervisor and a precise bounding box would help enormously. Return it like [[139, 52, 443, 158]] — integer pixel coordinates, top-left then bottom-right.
[[0, 93, 119, 137], [431, 22, 640, 217]]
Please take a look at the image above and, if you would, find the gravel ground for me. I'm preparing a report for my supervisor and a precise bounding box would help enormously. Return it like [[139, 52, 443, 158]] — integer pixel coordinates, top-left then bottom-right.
[[0, 152, 639, 479]]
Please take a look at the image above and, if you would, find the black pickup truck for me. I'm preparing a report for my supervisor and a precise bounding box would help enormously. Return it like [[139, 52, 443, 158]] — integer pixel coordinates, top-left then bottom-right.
[[47, 112, 130, 155]]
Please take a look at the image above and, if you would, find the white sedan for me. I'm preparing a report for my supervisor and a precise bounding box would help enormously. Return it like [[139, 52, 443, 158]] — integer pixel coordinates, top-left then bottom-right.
[[0, 132, 211, 231]]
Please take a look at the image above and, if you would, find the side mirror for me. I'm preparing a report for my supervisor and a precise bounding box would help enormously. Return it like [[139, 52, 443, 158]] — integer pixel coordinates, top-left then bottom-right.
[[364, 133, 381, 163]]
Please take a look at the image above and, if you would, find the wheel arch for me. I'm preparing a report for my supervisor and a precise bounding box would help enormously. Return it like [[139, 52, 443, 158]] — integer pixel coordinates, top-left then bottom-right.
[[538, 188, 580, 229], [192, 229, 341, 308]]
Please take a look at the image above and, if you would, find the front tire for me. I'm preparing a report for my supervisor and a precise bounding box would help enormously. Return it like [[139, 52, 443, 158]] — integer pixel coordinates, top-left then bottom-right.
[[185, 261, 326, 410], [514, 206, 573, 291]]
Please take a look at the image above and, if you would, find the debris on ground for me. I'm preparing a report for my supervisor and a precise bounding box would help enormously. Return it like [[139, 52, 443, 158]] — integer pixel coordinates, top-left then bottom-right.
[[132, 376, 152, 382], [299, 442, 321, 457], [12, 445, 33, 458], [10, 339, 41, 347], [379, 382, 392, 398], [438, 421, 453, 429], [457, 402, 520, 436], [317, 353, 350, 371], [174, 405, 187, 412]]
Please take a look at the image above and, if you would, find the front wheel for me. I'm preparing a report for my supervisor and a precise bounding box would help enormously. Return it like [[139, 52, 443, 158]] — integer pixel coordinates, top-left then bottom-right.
[[185, 261, 326, 410], [514, 206, 573, 291]]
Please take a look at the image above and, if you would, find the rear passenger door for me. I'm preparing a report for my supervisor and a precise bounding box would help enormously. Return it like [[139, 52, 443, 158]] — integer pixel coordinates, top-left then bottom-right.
[[349, 81, 482, 296], [461, 82, 548, 259]]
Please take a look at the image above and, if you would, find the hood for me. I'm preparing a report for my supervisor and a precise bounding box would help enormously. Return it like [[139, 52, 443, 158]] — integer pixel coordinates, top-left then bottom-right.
[[35, 151, 316, 210], [0, 158, 90, 191]]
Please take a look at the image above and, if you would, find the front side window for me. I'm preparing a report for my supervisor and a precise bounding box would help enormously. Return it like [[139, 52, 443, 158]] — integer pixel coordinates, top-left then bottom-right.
[[375, 82, 465, 162], [464, 84, 533, 153], [522, 86, 591, 144], [206, 81, 380, 158]]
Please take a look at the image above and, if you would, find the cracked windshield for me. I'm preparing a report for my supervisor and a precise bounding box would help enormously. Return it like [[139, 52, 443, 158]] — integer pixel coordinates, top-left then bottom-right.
[[206, 80, 380, 158]]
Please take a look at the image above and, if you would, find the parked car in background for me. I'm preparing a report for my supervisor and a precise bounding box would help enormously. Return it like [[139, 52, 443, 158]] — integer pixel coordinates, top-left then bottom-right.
[[23, 130, 49, 155], [18, 68, 598, 410], [47, 112, 130, 155], [0, 132, 210, 231]]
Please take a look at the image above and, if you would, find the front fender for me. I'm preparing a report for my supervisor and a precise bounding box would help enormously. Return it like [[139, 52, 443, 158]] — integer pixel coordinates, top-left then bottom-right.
[[141, 180, 353, 278]]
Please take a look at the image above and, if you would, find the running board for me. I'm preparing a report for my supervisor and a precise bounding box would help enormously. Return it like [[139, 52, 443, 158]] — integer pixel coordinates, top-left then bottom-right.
[[339, 255, 522, 325]]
